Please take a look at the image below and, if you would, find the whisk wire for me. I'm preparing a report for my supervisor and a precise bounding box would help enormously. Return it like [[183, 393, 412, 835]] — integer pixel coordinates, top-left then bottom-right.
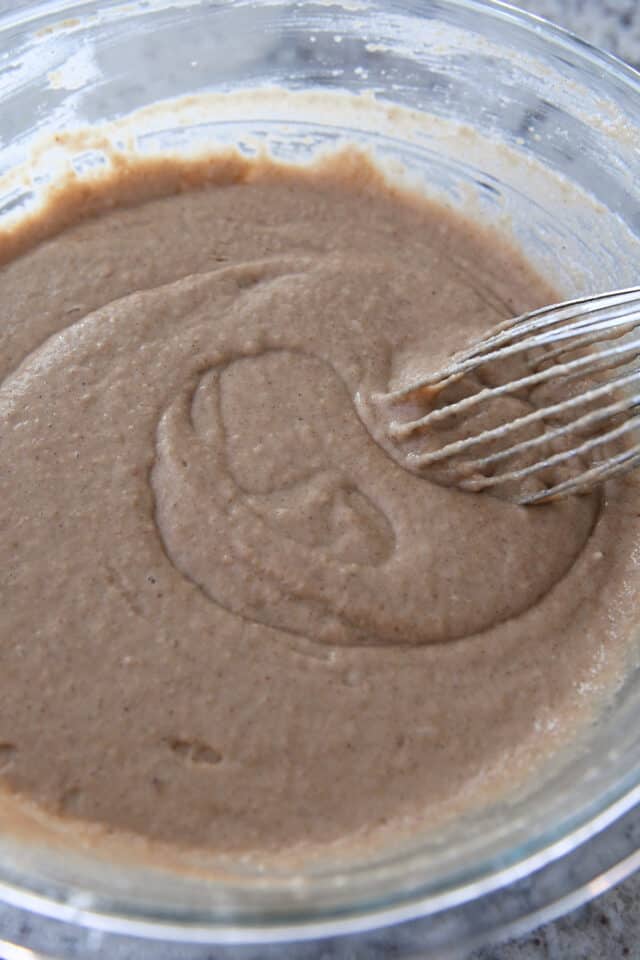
[[390, 337, 640, 440], [384, 301, 640, 403], [406, 366, 640, 468], [462, 392, 640, 474], [460, 413, 640, 493], [521, 445, 640, 505], [383, 286, 640, 503]]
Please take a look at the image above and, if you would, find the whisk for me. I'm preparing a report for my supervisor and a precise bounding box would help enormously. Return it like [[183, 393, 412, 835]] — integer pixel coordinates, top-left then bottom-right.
[[378, 286, 640, 505]]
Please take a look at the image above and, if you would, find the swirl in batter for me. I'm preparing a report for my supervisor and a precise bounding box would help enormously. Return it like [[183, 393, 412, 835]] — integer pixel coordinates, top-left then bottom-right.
[[0, 151, 638, 854]]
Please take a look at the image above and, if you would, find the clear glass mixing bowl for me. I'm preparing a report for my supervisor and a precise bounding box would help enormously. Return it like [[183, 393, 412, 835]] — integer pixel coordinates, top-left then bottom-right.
[[0, 1, 639, 956]]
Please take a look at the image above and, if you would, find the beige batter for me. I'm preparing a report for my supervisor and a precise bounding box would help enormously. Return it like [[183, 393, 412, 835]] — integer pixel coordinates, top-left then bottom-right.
[[0, 150, 639, 856]]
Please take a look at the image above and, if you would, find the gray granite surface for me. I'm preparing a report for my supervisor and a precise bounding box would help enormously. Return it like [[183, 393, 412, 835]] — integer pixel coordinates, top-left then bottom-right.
[[0, 1, 638, 959], [469, 875, 640, 960], [516, 0, 640, 68]]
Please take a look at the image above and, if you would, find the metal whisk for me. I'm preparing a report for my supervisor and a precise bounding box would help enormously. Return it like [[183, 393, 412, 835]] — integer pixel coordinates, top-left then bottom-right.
[[380, 286, 640, 505]]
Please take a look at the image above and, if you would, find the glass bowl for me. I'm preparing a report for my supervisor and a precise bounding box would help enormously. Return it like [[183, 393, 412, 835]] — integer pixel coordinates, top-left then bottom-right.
[[0, 1, 639, 956]]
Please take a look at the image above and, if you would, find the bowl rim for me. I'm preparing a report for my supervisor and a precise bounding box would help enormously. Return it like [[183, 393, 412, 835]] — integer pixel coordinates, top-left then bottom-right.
[[0, 0, 639, 950]]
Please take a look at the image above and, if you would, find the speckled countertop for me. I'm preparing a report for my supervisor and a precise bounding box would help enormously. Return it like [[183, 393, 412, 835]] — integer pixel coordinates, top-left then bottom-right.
[[0, 2, 638, 959], [516, 0, 640, 69]]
